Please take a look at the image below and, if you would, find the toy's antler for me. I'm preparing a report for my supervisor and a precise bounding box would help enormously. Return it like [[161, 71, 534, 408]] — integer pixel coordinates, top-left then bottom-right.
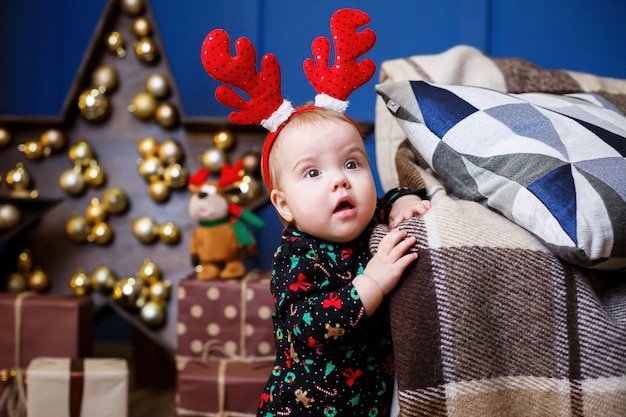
[[303, 8, 376, 110], [201, 29, 293, 131]]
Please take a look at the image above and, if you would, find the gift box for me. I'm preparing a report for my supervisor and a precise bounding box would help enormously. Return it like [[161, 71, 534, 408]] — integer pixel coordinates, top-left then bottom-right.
[[0, 292, 93, 371], [176, 356, 273, 417], [177, 271, 275, 359], [27, 357, 128, 417]]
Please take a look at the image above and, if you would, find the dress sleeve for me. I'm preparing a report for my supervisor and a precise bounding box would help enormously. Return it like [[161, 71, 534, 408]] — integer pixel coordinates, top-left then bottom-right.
[[271, 242, 370, 349], [375, 187, 428, 223]]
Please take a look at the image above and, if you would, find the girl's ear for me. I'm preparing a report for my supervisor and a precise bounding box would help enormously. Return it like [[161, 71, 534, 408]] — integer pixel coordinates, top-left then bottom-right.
[[270, 189, 294, 224]]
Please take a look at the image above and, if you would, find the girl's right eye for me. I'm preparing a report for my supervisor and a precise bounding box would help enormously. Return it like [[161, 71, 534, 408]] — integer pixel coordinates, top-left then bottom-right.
[[305, 169, 320, 178]]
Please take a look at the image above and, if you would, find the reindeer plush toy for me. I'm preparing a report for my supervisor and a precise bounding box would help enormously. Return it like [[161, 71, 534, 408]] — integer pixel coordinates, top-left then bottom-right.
[[188, 162, 265, 280]]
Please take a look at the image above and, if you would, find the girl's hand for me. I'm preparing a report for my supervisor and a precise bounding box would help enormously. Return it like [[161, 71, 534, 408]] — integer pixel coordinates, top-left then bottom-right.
[[389, 195, 432, 228], [364, 228, 417, 294]]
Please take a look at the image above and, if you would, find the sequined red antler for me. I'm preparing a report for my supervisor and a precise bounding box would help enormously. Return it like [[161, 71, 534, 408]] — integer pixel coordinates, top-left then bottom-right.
[[201, 29, 294, 131], [303, 8, 376, 111]]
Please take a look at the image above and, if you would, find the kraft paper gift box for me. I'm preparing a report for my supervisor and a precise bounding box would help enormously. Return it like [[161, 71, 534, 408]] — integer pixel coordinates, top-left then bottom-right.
[[176, 356, 273, 417], [27, 357, 128, 417], [177, 270, 275, 359]]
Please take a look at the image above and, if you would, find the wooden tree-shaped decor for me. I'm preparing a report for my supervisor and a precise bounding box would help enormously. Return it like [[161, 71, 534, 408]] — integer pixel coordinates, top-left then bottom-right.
[[0, 0, 268, 354]]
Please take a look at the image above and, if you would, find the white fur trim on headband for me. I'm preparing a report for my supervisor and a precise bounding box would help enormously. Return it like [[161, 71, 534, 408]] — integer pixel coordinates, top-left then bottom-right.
[[314, 93, 349, 113], [261, 99, 295, 132]]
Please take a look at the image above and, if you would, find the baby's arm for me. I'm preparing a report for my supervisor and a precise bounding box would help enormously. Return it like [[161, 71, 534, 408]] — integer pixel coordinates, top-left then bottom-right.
[[353, 228, 417, 316], [388, 194, 431, 228]]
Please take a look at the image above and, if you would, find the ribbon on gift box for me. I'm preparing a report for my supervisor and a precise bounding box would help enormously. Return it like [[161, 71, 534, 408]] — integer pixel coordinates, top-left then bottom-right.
[[176, 340, 275, 417], [0, 291, 35, 417]]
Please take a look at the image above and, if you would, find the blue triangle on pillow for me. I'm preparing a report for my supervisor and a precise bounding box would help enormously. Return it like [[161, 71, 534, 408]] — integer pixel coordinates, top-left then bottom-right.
[[410, 81, 478, 138], [527, 164, 578, 244]]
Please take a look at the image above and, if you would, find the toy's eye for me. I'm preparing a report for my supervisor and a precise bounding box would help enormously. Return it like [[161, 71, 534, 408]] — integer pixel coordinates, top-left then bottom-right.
[[201, 184, 218, 195]]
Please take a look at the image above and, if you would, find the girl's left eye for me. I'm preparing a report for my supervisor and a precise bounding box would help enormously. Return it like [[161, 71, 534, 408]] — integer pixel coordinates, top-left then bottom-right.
[[345, 161, 359, 170]]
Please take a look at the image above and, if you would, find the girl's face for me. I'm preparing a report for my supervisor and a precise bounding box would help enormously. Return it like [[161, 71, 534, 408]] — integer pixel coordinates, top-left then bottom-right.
[[269, 118, 377, 243]]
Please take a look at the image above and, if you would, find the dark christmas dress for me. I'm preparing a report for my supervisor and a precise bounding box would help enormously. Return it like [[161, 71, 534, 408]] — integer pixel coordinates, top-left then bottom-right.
[[257, 188, 426, 417]]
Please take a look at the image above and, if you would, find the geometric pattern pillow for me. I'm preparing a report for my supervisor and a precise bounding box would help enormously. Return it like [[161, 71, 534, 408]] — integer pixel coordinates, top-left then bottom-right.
[[376, 80, 626, 269]]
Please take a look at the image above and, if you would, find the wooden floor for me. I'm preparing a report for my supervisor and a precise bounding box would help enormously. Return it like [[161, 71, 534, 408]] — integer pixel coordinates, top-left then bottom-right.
[[94, 341, 176, 417]]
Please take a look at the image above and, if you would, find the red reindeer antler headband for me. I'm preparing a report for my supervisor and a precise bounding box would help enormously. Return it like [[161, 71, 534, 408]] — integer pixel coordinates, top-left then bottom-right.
[[200, 8, 376, 191]]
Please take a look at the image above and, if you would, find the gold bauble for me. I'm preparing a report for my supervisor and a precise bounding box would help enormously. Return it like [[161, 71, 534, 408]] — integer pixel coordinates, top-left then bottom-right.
[[159, 221, 180, 245], [78, 88, 109, 121], [121, 0, 144, 16], [105, 31, 126, 58], [112, 276, 146, 310], [148, 180, 170, 202], [155, 103, 178, 128], [19, 140, 44, 160], [85, 198, 107, 224], [236, 175, 263, 204], [132, 216, 159, 243], [137, 258, 161, 282], [138, 156, 163, 182], [66, 213, 90, 242], [6, 272, 27, 293], [213, 129, 235, 150], [6, 163, 31, 191], [145, 74, 170, 98], [140, 300, 165, 328], [137, 136, 159, 158], [91, 66, 118, 93], [0, 127, 11, 147], [149, 280, 171, 303], [199, 147, 226, 171], [131, 16, 152, 37], [69, 140, 94, 166], [90, 264, 117, 293], [28, 268, 49, 293], [0, 204, 20, 230], [69, 270, 92, 296], [59, 166, 86, 195], [134, 37, 158, 63], [128, 91, 157, 119], [84, 162, 106, 187], [158, 137, 183, 164], [88, 222, 114, 245], [163, 163, 188, 189], [241, 149, 261, 177], [40, 129, 66, 152], [102, 187, 129, 214], [17, 249, 32, 273]]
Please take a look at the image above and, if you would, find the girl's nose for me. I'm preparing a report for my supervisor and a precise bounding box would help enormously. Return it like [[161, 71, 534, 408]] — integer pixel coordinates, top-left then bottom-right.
[[332, 172, 350, 190]]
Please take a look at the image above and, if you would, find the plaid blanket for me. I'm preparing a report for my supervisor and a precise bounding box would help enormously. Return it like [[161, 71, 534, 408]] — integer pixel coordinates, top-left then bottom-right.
[[370, 143, 626, 417]]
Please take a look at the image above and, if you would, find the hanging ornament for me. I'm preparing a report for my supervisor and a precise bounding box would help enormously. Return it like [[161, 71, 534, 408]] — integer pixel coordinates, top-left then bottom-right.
[[6, 163, 37, 198], [102, 187, 129, 214], [213, 129, 235, 150], [40, 129, 66, 153], [241, 149, 262, 177], [27, 268, 49, 293], [16, 249, 33, 273], [145, 74, 170, 98], [59, 165, 87, 196], [69, 270, 92, 296], [132, 216, 159, 243], [134, 37, 159, 64], [91, 66, 118, 93], [0, 204, 20, 230], [19, 140, 44, 160], [105, 31, 126, 58], [158, 221, 180, 245], [131, 16, 152, 37], [6, 272, 27, 293], [121, 0, 144, 16], [199, 147, 226, 171], [84, 198, 107, 224], [147, 180, 170, 202], [154, 102, 178, 128], [68, 140, 95, 167], [88, 222, 113, 245], [148, 279, 171, 303], [163, 163, 188, 189], [128, 91, 157, 120], [0, 127, 11, 147], [157, 137, 184, 164], [233, 175, 263, 205], [66, 213, 90, 243], [137, 258, 161, 283], [112, 276, 146, 311], [139, 300, 165, 328], [90, 264, 117, 293], [137, 136, 159, 158], [138, 156, 163, 182], [83, 160, 106, 187], [78, 87, 110, 122]]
